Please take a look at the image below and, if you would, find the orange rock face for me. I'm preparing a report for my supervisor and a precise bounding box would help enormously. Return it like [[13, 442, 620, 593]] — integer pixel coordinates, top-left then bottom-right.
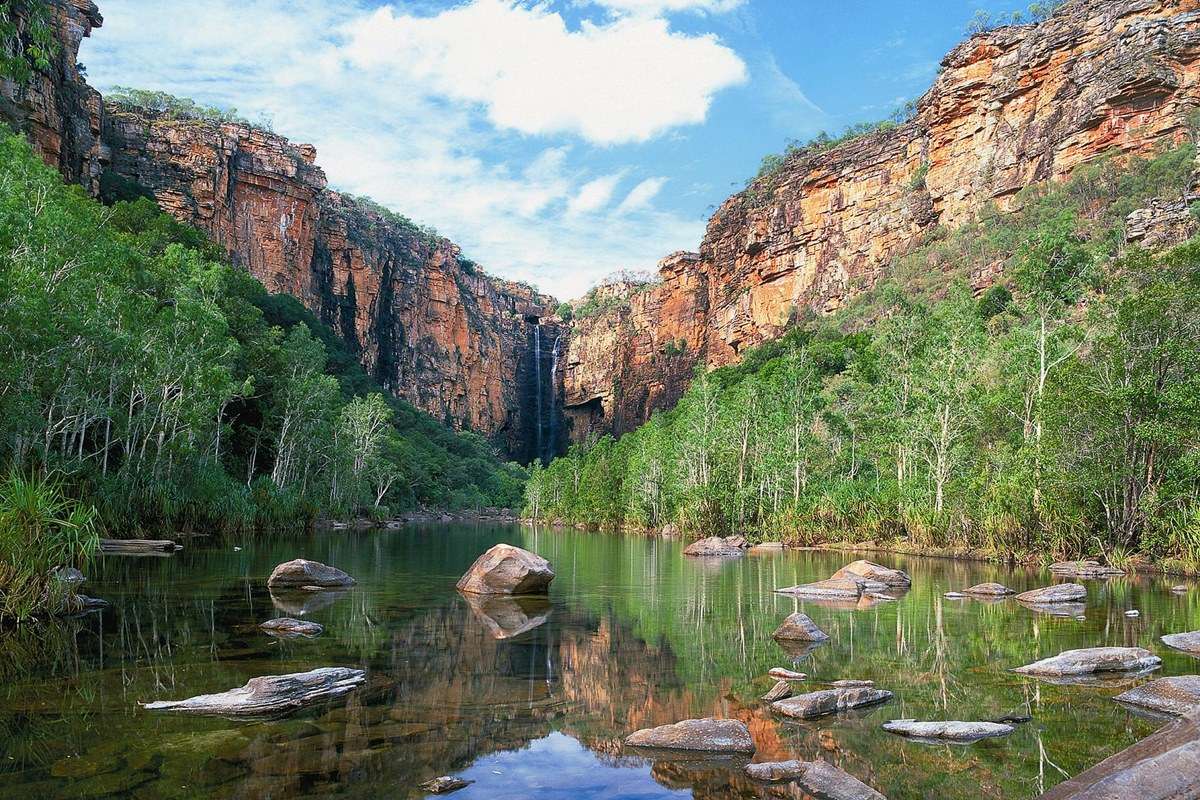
[[564, 0, 1200, 442]]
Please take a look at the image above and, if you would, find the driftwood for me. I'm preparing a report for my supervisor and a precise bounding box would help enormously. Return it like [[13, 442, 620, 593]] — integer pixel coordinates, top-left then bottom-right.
[[100, 539, 180, 555], [140, 667, 365, 717]]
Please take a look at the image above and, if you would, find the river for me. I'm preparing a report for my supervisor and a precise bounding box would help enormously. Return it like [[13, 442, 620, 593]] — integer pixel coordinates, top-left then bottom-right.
[[0, 523, 1196, 799]]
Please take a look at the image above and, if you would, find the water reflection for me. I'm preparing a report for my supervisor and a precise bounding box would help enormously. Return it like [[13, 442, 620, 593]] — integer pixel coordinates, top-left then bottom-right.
[[0, 525, 1195, 799]]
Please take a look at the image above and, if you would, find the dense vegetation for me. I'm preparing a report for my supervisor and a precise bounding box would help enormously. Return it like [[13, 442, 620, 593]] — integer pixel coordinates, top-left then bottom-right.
[[0, 133, 525, 549], [105, 87, 270, 130], [0, 0, 55, 85], [527, 144, 1200, 568]]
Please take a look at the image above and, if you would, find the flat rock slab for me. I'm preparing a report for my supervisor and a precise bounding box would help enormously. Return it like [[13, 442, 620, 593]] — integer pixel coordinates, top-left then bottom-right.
[[963, 582, 1014, 596], [1014, 647, 1161, 677], [1050, 560, 1125, 578], [141, 667, 366, 717], [775, 577, 867, 599], [1115, 676, 1200, 717], [456, 543, 554, 595], [1161, 630, 1200, 655], [772, 612, 830, 642], [882, 719, 1014, 742], [769, 668, 806, 680], [682, 536, 747, 557], [267, 559, 356, 589], [259, 618, 324, 638], [832, 559, 912, 588], [624, 718, 754, 753], [744, 760, 885, 799], [772, 687, 893, 720], [761, 680, 793, 702], [1015, 583, 1086, 604]]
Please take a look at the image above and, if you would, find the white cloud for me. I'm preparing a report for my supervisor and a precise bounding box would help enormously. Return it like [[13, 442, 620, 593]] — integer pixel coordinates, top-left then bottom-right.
[[78, 0, 726, 300], [338, 0, 747, 145], [616, 177, 667, 213], [589, 0, 746, 15]]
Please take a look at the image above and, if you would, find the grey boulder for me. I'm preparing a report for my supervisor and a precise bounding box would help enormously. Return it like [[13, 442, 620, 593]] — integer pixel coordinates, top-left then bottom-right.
[[1015, 583, 1086, 604], [1114, 676, 1200, 717], [267, 559, 355, 589], [771, 686, 893, 719], [1013, 647, 1161, 677], [259, 617, 324, 638], [744, 760, 885, 799], [882, 719, 1014, 742], [456, 543, 554, 595], [772, 612, 829, 642], [963, 582, 1014, 596], [682, 536, 748, 557], [831, 559, 912, 588], [1162, 630, 1200, 656], [624, 718, 754, 753], [775, 577, 871, 599]]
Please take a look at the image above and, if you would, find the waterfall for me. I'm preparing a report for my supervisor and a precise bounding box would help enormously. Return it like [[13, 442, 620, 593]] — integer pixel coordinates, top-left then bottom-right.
[[547, 330, 564, 463], [533, 323, 543, 462]]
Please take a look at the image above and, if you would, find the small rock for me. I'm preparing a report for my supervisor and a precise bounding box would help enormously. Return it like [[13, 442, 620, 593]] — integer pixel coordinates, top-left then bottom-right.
[[1171, 585, 1189, 593], [831, 560, 912, 588], [456, 543, 554, 595], [259, 618, 324, 638], [1050, 560, 1124, 578], [624, 718, 755, 753], [963, 582, 1015, 596], [682, 536, 748, 557], [944, 592, 968, 599], [771, 686, 893, 719], [829, 679, 875, 688], [1126, 610, 1140, 617], [1015, 583, 1087, 604], [1161, 630, 1200, 655], [1013, 647, 1161, 677], [744, 760, 885, 798], [761, 680, 792, 702], [1114, 676, 1200, 717], [267, 559, 356, 589], [419, 776, 473, 794], [772, 612, 830, 642], [769, 667, 806, 680], [882, 719, 1014, 742]]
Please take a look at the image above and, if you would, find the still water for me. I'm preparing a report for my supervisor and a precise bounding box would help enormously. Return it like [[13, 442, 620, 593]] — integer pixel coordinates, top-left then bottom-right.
[[0, 524, 1197, 799]]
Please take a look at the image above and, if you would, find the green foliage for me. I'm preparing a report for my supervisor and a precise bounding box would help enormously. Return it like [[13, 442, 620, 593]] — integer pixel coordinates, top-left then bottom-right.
[[106, 87, 271, 131], [0, 0, 57, 84], [530, 145, 1200, 566], [751, 120, 901, 187], [555, 301, 573, 322], [0, 133, 524, 536], [966, 1, 1066, 35]]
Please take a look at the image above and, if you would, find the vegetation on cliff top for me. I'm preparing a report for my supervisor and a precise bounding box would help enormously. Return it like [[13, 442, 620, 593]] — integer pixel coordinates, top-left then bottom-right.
[[105, 86, 273, 131], [0, 132, 525, 541], [527, 143, 1200, 569]]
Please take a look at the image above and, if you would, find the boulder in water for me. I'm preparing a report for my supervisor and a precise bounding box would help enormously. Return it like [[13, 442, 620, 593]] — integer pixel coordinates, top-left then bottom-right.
[[771, 686, 893, 719], [141, 667, 365, 717], [775, 577, 869, 599], [744, 760, 885, 798], [624, 718, 754, 753], [682, 536, 748, 557], [1013, 647, 1161, 677], [831, 559, 912, 588], [1115, 676, 1200, 717], [1050, 560, 1124, 578], [1161, 631, 1200, 656], [963, 582, 1014, 596], [419, 776, 473, 794], [772, 612, 829, 642], [1015, 583, 1086, 604], [769, 667, 806, 680], [456, 544, 554, 595], [259, 618, 324, 638], [267, 559, 355, 590], [882, 719, 1014, 742]]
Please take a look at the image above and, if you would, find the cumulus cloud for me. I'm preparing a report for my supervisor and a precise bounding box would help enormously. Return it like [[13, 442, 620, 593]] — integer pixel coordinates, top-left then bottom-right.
[[338, 0, 746, 145], [567, 174, 623, 216], [616, 177, 667, 213], [588, 0, 746, 15]]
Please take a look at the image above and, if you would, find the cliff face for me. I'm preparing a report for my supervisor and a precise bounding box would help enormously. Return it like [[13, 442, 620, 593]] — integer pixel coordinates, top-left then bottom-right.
[[6, 0, 565, 462], [563, 0, 1200, 441]]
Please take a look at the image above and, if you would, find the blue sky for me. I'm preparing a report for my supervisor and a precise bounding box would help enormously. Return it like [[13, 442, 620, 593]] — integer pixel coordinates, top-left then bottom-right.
[[80, 0, 1026, 299]]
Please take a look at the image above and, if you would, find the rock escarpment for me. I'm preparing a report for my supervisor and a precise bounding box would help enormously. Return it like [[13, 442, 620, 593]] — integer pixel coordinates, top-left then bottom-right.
[[563, 0, 1200, 441]]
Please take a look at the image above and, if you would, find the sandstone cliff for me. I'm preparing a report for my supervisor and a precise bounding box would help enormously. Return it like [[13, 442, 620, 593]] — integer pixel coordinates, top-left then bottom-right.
[[563, 0, 1200, 442], [2, 0, 566, 462]]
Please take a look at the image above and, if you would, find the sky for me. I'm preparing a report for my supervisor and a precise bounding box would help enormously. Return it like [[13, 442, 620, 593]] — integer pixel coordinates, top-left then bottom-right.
[[79, 0, 1027, 300]]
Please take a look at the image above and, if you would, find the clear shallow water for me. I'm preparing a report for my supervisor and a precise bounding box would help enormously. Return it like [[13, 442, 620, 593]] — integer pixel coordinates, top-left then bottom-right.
[[0, 524, 1198, 800]]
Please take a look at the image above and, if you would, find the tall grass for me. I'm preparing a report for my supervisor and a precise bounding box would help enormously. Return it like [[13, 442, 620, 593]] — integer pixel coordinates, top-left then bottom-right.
[[0, 471, 99, 622]]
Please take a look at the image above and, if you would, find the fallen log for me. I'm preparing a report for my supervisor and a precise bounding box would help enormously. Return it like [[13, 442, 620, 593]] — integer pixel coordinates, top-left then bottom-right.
[[99, 539, 180, 555]]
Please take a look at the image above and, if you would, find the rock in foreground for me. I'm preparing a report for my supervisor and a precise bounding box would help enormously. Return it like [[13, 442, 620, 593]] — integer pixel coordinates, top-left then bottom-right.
[[882, 719, 1014, 742], [772, 612, 829, 642], [267, 559, 356, 590], [682, 536, 748, 557], [832, 559, 912, 588], [1050, 560, 1124, 578], [1015, 583, 1086, 604], [1013, 647, 1161, 678], [259, 618, 324, 638], [624, 718, 754, 753], [1114, 676, 1200, 717], [772, 686, 893, 719], [141, 667, 366, 717], [744, 760, 885, 799], [456, 544, 554, 595], [1161, 630, 1200, 655]]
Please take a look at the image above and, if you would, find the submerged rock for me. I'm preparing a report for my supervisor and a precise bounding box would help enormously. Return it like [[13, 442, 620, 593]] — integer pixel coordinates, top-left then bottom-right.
[[744, 760, 885, 799], [761, 680, 793, 703], [831, 559, 912, 588], [1050, 560, 1124, 578], [775, 577, 868, 599], [419, 776, 473, 794], [682, 536, 748, 557], [624, 718, 755, 753], [771, 686, 893, 719], [141, 667, 366, 717], [267, 559, 355, 590], [456, 543, 554, 595], [259, 618, 324, 638], [1115, 676, 1200, 717], [1161, 630, 1200, 655], [1015, 583, 1086, 604], [963, 582, 1015, 596], [769, 667, 807, 680], [772, 612, 829, 642], [882, 719, 1014, 742], [1013, 647, 1161, 678]]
